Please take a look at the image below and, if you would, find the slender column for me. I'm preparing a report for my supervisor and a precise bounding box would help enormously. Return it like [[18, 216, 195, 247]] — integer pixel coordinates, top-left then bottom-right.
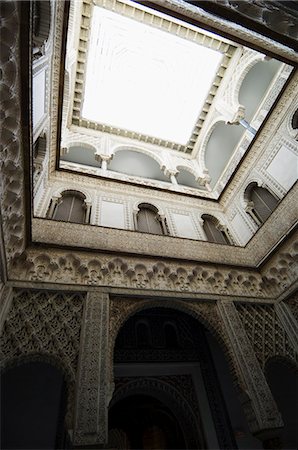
[[240, 118, 257, 135], [170, 173, 178, 184], [133, 209, 139, 231], [73, 291, 111, 447], [84, 202, 92, 224], [159, 214, 168, 235], [48, 196, 59, 218], [275, 302, 298, 353], [217, 300, 283, 438]]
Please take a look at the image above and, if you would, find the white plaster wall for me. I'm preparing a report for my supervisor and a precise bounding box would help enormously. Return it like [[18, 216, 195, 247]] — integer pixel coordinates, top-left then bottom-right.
[[230, 211, 254, 245], [170, 213, 198, 239], [100, 200, 125, 229], [33, 69, 46, 128], [266, 145, 297, 191]]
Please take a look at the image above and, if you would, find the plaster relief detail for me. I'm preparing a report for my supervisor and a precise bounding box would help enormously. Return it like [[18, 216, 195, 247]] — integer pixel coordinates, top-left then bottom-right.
[[73, 291, 111, 445], [217, 300, 283, 434], [236, 303, 297, 368], [11, 250, 273, 299], [0, 288, 84, 426], [0, 2, 26, 263]]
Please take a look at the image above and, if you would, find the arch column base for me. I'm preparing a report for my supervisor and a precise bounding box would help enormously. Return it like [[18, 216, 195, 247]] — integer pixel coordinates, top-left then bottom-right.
[[254, 429, 283, 450]]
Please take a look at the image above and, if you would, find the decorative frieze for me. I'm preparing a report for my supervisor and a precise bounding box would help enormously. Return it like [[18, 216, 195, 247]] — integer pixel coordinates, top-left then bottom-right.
[[11, 249, 273, 299]]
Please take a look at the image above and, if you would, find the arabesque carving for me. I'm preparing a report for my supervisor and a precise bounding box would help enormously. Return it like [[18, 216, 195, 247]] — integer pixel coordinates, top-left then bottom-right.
[[236, 303, 297, 369], [217, 300, 283, 434], [0, 288, 84, 426], [11, 250, 275, 299], [73, 291, 111, 446], [0, 2, 26, 263], [285, 291, 298, 322]]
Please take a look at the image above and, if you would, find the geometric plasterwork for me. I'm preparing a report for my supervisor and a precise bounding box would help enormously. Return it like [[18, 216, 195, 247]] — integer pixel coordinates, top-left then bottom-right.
[[107, 296, 285, 435], [1, 1, 298, 446], [236, 303, 298, 369], [285, 291, 298, 322], [73, 291, 110, 445], [217, 301, 284, 435], [0, 1, 26, 264], [1, 0, 297, 302], [0, 288, 85, 427]]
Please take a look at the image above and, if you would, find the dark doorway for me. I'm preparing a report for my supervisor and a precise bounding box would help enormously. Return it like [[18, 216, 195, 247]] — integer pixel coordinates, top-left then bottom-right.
[[112, 306, 238, 449], [109, 394, 186, 449], [265, 359, 298, 449], [1, 360, 67, 449]]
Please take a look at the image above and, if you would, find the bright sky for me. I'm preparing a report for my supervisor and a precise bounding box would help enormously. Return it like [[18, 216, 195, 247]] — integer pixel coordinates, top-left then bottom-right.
[[82, 7, 222, 145]]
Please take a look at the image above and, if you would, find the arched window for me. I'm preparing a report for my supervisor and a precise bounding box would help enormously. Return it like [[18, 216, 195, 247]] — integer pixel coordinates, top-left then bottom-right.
[[50, 191, 89, 224], [136, 203, 165, 235], [245, 183, 279, 225], [32, 1, 51, 58], [164, 323, 179, 349], [202, 215, 231, 245], [291, 109, 298, 130], [136, 321, 151, 348]]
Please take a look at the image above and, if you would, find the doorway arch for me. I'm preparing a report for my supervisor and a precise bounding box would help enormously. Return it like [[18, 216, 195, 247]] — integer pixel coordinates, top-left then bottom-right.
[[1, 357, 69, 449], [110, 304, 241, 449], [109, 389, 190, 449]]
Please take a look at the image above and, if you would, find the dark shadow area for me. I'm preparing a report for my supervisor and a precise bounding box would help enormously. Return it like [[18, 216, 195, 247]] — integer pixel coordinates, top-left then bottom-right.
[[265, 358, 298, 449], [1, 360, 67, 449]]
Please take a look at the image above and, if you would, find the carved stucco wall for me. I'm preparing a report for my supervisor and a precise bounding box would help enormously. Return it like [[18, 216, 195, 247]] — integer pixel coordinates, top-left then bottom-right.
[[285, 291, 298, 322], [1, 2, 297, 446], [0, 288, 85, 427], [0, 1, 26, 264], [107, 296, 285, 436], [236, 303, 298, 369]]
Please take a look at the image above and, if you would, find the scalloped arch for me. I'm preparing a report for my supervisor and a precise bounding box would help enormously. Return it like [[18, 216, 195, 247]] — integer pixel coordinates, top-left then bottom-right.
[[111, 145, 166, 170], [52, 185, 92, 204]]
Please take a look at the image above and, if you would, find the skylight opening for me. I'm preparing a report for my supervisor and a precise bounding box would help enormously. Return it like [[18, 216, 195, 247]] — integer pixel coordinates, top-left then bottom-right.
[[82, 7, 222, 145]]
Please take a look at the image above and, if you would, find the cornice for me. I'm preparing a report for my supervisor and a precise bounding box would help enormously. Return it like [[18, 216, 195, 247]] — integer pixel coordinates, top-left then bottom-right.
[[9, 229, 297, 301]]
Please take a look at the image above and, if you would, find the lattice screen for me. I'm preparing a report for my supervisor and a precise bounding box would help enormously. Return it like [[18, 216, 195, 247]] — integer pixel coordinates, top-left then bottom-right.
[[0, 289, 84, 380], [236, 303, 297, 368], [285, 293, 298, 322]]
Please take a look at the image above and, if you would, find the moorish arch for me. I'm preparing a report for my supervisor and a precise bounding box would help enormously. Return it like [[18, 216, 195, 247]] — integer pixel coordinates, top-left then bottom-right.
[[1, 352, 72, 449], [109, 147, 169, 182], [108, 298, 258, 441], [109, 301, 265, 448], [109, 299, 238, 381], [108, 378, 203, 449]]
